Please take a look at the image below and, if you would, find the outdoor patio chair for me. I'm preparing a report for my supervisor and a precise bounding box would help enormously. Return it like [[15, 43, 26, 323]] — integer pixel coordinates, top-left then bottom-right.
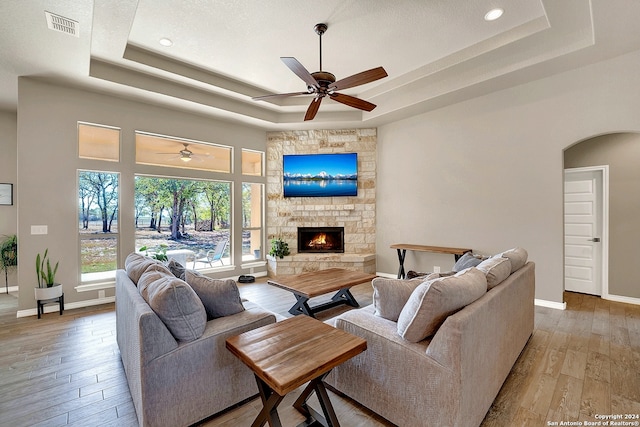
[[195, 240, 227, 268]]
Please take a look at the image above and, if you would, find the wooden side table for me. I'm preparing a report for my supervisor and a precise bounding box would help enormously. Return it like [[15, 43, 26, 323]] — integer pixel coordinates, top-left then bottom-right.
[[226, 315, 367, 427]]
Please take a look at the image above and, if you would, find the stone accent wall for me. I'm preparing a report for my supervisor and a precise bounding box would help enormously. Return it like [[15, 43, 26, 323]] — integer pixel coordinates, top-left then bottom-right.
[[266, 129, 376, 275]]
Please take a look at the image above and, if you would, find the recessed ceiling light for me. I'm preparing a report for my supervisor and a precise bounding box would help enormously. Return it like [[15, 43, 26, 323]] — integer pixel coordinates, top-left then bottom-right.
[[159, 38, 173, 47], [484, 8, 504, 21]]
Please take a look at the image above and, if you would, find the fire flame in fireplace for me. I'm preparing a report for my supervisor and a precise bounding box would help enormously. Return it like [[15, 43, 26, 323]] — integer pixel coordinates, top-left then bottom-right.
[[308, 233, 327, 247]]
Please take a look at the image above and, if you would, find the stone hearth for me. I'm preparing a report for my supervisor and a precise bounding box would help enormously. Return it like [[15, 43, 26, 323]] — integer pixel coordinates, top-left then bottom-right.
[[267, 253, 376, 276]]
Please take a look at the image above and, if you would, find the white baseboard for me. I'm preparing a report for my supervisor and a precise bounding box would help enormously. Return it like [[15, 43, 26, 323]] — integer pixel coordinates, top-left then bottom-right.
[[16, 296, 115, 318], [603, 293, 640, 306], [535, 299, 567, 310], [2, 285, 19, 293]]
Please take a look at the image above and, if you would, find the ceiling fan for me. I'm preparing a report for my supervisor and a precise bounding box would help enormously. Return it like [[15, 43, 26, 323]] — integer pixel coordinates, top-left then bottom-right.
[[157, 143, 208, 163], [252, 23, 388, 121]]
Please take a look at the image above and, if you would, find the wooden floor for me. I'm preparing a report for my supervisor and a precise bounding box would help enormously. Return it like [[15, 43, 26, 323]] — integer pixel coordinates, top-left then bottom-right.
[[0, 283, 639, 427]]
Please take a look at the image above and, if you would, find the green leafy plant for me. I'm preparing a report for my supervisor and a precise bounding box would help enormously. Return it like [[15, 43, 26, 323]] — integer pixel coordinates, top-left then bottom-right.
[[1, 235, 17, 291], [1, 234, 17, 268], [269, 238, 290, 259], [138, 244, 168, 261], [36, 248, 59, 288]]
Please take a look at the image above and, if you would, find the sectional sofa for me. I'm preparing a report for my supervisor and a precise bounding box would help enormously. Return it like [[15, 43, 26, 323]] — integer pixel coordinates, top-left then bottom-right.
[[326, 248, 535, 427]]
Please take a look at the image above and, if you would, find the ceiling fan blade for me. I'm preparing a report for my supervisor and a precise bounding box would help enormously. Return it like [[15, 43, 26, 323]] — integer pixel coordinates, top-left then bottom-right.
[[304, 96, 323, 121], [252, 91, 311, 101], [281, 57, 318, 88], [329, 93, 377, 112], [330, 67, 388, 91]]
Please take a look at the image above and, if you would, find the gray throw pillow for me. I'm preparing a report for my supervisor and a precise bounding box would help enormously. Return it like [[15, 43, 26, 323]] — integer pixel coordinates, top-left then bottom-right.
[[138, 268, 207, 342], [373, 277, 426, 322], [452, 252, 483, 272], [167, 259, 186, 280], [184, 270, 245, 319], [494, 247, 528, 273], [397, 268, 487, 342], [477, 257, 511, 289], [125, 252, 168, 284]]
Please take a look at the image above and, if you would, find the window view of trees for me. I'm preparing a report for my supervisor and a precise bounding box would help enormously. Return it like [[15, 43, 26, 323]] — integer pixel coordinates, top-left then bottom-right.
[[242, 183, 263, 260], [77, 123, 266, 281], [78, 171, 119, 280], [134, 176, 236, 269]]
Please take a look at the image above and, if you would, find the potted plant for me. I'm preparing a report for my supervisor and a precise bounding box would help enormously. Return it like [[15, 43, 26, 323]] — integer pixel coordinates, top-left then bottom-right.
[[138, 244, 168, 261], [269, 238, 290, 259], [34, 248, 62, 300], [0, 234, 17, 294]]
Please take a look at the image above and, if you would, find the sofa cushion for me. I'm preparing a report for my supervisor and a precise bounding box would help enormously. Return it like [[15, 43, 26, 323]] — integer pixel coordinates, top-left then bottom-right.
[[167, 259, 187, 280], [397, 268, 487, 342], [477, 257, 512, 289], [184, 270, 245, 319], [373, 276, 433, 322], [125, 252, 169, 284], [138, 268, 207, 342], [452, 252, 483, 272], [495, 247, 528, 273]]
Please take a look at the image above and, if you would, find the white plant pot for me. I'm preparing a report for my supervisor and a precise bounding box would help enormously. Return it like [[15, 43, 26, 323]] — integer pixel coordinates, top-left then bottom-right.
[[34, 283, 63, 300]]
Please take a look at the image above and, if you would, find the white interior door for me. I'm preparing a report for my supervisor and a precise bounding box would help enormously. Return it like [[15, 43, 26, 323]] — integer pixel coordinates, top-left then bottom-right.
[[564, 168, 604, 296]]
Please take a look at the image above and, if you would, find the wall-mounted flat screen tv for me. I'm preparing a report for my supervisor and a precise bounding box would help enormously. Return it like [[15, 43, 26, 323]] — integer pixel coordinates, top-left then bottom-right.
[[283, 153, 358, 197]]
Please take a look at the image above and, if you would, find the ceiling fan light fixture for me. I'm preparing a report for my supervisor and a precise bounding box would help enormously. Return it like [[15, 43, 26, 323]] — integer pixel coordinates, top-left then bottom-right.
[[484, 8, 504, 21], [180, 154, 192, 162]]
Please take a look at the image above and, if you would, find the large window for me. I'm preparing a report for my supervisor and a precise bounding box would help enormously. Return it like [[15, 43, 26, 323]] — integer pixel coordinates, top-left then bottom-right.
[[242, 183, 264, 261], [78, 171, 119, 282], [135, 176, 231, 270]]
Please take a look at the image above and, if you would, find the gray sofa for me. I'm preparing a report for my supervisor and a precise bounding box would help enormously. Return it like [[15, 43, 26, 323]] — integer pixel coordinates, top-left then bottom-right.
[[115, 259, 277, 427], [326, 250, 535, 427]]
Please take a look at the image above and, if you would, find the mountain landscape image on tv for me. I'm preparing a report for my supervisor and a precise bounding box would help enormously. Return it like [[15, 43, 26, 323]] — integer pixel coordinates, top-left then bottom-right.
[[283, 153, 358, 197]]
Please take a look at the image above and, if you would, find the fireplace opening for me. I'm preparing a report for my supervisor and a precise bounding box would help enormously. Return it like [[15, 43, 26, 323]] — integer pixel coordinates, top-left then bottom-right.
[[298, 227, 344, 253]]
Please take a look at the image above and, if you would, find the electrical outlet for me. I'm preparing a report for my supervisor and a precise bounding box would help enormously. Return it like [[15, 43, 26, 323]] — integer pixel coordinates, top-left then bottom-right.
[[31, 225, 48, 235], [433, 266, 441, 273]]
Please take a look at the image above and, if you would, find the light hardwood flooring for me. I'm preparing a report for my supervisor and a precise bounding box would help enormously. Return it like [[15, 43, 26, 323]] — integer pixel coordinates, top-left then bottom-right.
[[0, 283, 639, 426]]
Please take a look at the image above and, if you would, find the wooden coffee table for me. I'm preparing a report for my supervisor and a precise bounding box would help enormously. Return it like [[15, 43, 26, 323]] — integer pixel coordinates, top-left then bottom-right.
[[267, 268, 377, 318], [226, 315, 367, 427]]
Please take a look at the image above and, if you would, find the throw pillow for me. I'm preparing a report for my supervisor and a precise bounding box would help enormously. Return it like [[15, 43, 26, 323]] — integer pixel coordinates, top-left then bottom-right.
[[167, 259, 186, 280], [184, 270, 245, 319], [397, 268, 487, 343], [476, 257, 512, 289], [125, 252, 168, 285], [452, 252, 483, 272], [138, 268, 207, 342], [494, 247, 528, 273], [373, 277, 427, 322]]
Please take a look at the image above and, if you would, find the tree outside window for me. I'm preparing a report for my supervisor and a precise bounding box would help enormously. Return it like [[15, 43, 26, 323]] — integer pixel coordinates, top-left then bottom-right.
[[78, 171, 119, 281]]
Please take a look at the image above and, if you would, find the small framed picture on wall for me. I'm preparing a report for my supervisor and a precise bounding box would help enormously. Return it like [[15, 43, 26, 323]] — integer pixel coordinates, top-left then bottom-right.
[[0, 183, 13, 206]]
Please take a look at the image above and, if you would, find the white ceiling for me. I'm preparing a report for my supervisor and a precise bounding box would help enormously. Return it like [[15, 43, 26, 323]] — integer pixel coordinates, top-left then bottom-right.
[[1, 0, 640, 129]]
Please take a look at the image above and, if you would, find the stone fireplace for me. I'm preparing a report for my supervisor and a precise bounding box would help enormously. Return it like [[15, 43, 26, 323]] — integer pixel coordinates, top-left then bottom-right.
[[266, 129, 377, 275], [298, 227, 344, 253]]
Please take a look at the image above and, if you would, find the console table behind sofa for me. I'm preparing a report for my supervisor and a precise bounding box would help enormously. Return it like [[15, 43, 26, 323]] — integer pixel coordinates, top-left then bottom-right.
[[390, 243, 472, 278]]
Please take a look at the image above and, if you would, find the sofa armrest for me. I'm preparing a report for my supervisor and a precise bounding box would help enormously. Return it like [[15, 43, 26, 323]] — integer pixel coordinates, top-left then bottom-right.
[[116, 270, 178, 366], [138, 300, 277, 427], [327, 305, 456, 426]]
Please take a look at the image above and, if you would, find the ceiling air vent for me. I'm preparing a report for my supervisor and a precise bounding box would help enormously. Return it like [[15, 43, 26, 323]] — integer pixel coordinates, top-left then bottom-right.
[[45, 11, 79, 37]]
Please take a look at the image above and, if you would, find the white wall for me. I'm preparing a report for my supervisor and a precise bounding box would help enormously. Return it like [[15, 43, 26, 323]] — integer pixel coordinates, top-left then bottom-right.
[[376, 48, 640, 304], [16, 78, 266, 311]]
